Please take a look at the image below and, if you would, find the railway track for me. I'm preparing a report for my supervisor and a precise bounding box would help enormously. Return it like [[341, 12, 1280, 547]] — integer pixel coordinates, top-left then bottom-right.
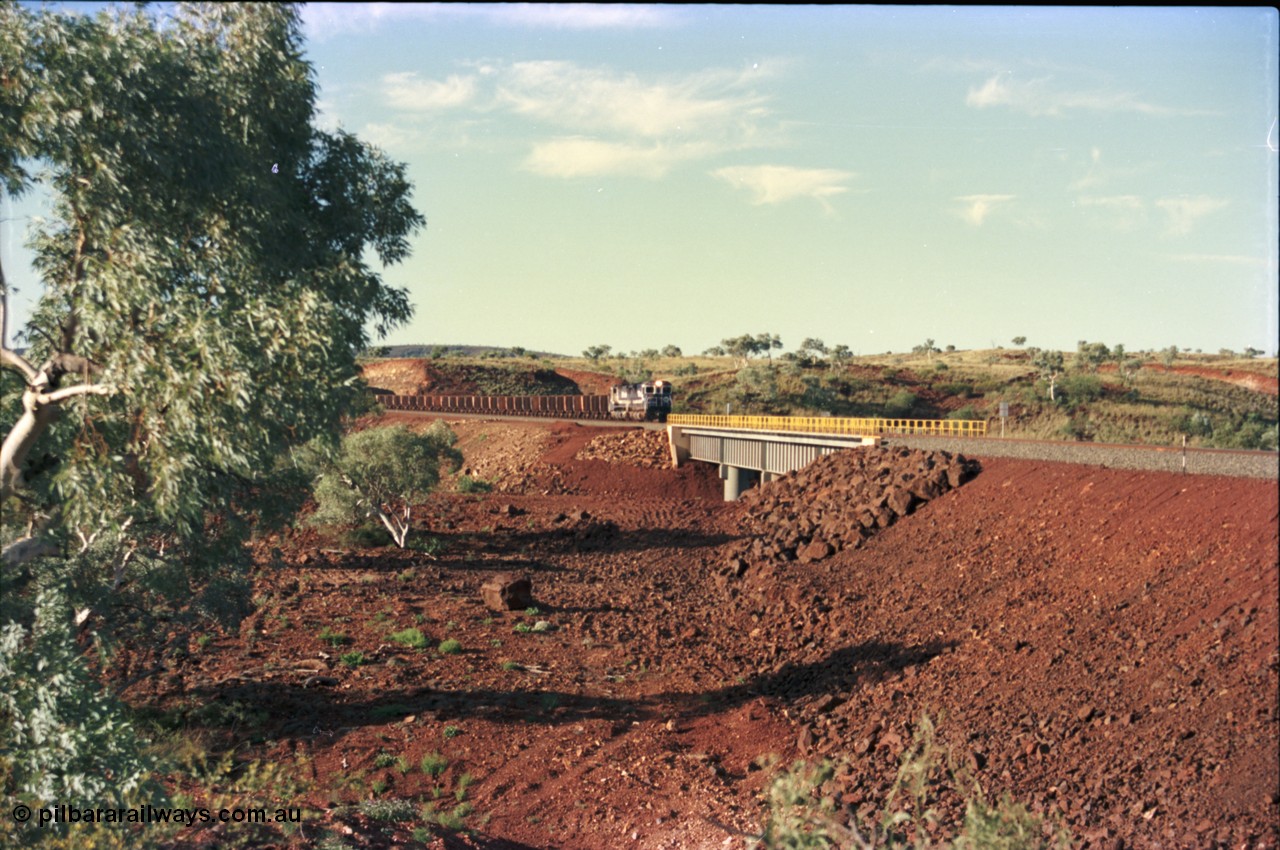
[[379, 395, 1277, 478]]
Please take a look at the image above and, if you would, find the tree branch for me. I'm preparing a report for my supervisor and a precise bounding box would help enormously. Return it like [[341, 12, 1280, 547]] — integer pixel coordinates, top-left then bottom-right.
[[1, 346, 39, 383], [35, 382, 115, 405], [1, 534, 61, 568]]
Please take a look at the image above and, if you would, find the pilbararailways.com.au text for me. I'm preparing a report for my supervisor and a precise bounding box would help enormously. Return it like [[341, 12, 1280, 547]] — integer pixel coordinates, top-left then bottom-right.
[[12, 803, 301, 828]]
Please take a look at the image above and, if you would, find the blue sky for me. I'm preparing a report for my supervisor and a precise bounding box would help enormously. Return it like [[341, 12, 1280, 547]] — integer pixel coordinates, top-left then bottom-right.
[[4, 4, 1278, 357]]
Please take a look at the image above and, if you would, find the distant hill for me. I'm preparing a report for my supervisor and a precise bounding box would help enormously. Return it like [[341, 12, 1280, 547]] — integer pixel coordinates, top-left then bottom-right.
[[360, 348, 1278, 450]]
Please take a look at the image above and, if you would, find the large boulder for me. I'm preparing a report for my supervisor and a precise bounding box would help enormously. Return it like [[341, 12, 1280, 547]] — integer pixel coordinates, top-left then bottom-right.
[[481, 573, 534, 611]]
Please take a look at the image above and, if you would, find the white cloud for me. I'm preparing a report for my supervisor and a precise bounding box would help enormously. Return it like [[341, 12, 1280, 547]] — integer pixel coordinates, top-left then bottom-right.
[[497, 60, 771, 140], [383, 72, 478, 112], [373, 57, 789, 183], [524, 138, 714, 179], [359, 122, 417, 152], [303, 3, 676, 40], [1155, 196, 1229, 236], [966, 73, 1202, 117], [955, 194, 1015, 226], [493, 4, 677, 30], [713, 165, 854, 210]]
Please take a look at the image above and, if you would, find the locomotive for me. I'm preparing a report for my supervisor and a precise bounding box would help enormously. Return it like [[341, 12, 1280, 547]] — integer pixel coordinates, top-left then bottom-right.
[[608, 380, 673, 422]]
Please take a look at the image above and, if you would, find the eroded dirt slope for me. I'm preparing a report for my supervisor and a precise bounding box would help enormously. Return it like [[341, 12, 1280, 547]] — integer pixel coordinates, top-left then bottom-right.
[[127, 418, 1277, 850]]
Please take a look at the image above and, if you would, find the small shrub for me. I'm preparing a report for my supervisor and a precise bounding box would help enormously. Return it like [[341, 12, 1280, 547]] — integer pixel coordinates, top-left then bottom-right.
[[359, 798, 414, 822], [939, 382, 975, 398], [369, 703, 414, 721], [341, 524, 394, 548], [420, 752, 448, 777], [1061, 413, 1093, 441], [443, 725, 461, 739], [339, 651, 367, 667], [318, 627, 348, 647], [456, 475, 493, 494], [437, 638, 462, 655], [1059, 373, 1103, 403], [409, 535, 444, 556], [884, 390, 918, 417], [755, 714, 1073, 849], [438, 802, 473, 829], [455, 772, 473, 802], [390, 628, 428, 650]]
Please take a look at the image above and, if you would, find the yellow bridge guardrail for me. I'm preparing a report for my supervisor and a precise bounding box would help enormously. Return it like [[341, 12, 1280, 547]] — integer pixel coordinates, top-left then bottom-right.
[[666, 414, 987, 438]]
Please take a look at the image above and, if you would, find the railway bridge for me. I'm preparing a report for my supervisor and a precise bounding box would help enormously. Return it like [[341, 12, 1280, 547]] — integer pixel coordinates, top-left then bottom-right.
[[666, 414, 987, 500]]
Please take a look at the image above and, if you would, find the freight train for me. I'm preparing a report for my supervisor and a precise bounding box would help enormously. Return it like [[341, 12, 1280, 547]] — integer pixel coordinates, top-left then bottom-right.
[[376, 380, 673, 423]]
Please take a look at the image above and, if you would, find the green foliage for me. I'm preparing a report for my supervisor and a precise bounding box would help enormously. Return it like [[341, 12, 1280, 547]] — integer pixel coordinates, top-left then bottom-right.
[[358, 799, 415, 823], [1172, 409, 1279, 450], [0, 588, 163, 814], [443, 725, 461, 739], [437, 638, 462, 655], [799, 376, 839, 413], [2, 1, 425, 815], [884, 391, 918, 418], [456, 475, 493, 494], [339, 651, 367, 667], [319, 627, 349, 647], [1058, 374, 1103, 403], [420, 752, 448, 777], [912, 339, 940, 359], [938, 383, 975, 398], [755, 715, 1072, 849], [733, 364, 785, 413], [1074, 341, 1111, 371], [309, 423, 461, 547], [389, 628, 428, 650], [1060, 413, 1093, 441]]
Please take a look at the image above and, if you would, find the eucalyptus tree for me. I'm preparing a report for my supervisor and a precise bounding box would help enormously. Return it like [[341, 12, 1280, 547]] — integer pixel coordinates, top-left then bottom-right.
[[310, 424, 462, 549], [1, 1, 423, 805]]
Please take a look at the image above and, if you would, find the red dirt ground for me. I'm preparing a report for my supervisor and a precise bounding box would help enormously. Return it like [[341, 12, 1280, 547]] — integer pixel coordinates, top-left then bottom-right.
[[125, 416, 1278, 850]]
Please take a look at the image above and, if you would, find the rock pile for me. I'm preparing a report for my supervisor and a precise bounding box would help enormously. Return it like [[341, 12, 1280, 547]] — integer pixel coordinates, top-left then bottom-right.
[[727, 446, 980, 567], [575, 429, 670, 468]]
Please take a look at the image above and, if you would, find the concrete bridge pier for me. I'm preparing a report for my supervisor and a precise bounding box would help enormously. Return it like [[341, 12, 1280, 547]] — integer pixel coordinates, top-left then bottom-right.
[[720, 464, 759, 501]]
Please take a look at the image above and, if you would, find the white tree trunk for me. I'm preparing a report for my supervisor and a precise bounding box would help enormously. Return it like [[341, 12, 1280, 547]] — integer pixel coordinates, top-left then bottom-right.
[[370, 504, 410, 548]]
